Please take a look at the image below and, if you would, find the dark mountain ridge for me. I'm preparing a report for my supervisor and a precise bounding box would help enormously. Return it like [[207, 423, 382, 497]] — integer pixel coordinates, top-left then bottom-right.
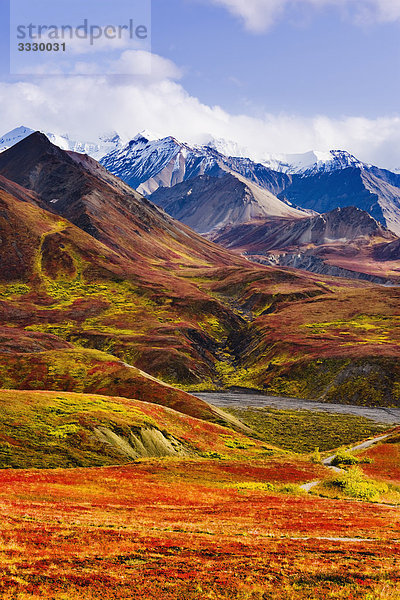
[[0, 133, 243, 270], [278, 167, 400, 236], [212, 206, 400, 284]]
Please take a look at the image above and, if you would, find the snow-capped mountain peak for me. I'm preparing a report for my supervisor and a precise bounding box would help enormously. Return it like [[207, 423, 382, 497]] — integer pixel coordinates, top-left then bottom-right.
[[0, 126, 35, 151], [100, 132, 294, 199], [45, 131, 125, 160], [132, 129, 164, 143], [99, 131, 125, 145], [101, 133, 202, 194], [320, 150, 369, 172], [3, 125, 400, 239], [262, 149, 370, 175], [0, 126, 125, 161]]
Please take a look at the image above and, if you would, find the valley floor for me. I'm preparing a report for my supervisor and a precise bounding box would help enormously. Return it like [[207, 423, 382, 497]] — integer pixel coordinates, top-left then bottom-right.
[[195, 392, 400, 425], [0, 456, 399, 600]]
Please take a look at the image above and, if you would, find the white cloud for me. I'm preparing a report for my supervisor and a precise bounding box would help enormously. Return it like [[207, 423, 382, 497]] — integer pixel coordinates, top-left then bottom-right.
[[204, 0, 400, 32], [70, 50, 182, 77], [109, 51, 182, 79], [11, 48, 181, 79], [205, 0, 285, 32], [366, 0, 400, 21], [1, 52, 400, 170]]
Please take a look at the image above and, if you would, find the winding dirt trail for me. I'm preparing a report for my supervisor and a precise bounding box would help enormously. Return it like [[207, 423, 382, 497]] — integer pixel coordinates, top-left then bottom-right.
[[300, 432, 393, 492], [195, 391, 398, 495]]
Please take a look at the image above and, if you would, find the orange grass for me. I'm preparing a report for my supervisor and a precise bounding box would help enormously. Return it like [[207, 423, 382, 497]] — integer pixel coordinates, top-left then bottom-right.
[[0, 460, 399, 599]]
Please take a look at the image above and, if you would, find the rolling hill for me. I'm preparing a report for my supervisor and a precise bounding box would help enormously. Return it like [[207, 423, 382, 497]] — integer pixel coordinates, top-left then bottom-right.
[[0, 389, 263, 468]]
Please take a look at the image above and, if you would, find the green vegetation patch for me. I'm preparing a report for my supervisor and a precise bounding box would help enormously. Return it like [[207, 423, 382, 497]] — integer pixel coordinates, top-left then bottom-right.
[[226, 407, 387, 453], [235, 481, 276, 492], [0, 283, 31, 298], [324, 467, 390, 502], [324, 374, 387, 407], [331, 447, 371, 467], [233, 481, 306, 495], [0, 390, 159, 469], [221, 434, 256, 450], [261, 358, 350, 399], [304, 314, 400, 346], [43, 393, 155, 423]]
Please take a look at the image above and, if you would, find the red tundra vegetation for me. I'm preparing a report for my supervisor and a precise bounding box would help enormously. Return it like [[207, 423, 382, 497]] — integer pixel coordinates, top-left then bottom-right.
[[0, 459, 399, 599], [359, 429, 400, 485]]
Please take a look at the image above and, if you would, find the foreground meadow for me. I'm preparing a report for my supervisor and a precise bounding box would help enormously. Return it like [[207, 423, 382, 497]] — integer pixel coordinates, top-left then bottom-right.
[[0, 457, 399, 600]]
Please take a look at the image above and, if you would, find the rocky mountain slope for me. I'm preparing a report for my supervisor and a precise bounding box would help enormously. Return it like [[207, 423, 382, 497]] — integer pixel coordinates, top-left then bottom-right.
[[100, 132, 294, 198], [277, 167, 400, 236], [213, 206, 392, 250], [149, 173, 307, 234], [0, 132, 240, 270]]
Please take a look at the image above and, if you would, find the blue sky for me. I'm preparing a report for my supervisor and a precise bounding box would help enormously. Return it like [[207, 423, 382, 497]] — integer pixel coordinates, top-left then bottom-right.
[[152, 0, 400, 119], [0, 0, 400, 167]]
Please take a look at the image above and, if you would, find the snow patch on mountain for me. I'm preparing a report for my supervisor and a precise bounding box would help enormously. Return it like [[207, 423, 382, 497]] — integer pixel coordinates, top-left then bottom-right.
[[100, 131, 297, 199], [133, 129, 163, 143], [49, 131, 126, 161]]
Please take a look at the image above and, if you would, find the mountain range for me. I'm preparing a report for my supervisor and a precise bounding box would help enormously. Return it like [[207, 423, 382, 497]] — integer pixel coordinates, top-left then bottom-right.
[[99, 131, 400, 237], [0, 132, 257, 429], [3, 125, 400, 279], [148, 173, 308, 235], [0, 130, 400, 411], [100, 132, 293, 197], [3, 126, 400, 236], [261, 149, 370, 175], [0, 126, 125, 161]]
